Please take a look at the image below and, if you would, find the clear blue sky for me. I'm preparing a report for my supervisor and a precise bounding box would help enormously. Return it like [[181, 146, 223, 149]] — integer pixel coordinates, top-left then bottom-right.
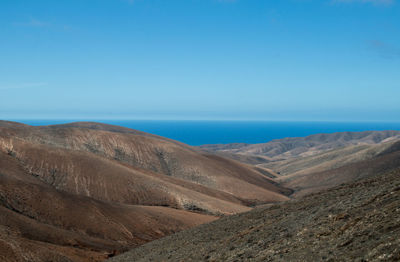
[[1, 0, 399, 121]]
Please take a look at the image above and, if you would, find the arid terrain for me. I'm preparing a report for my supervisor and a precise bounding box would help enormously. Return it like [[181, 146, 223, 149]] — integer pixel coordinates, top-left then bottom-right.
[[0, 120, 289, 261], [200, 130, 400, 161], [201, 131, 400, 196], [111, 168, 400, 262], [1, 121, 399, 261]]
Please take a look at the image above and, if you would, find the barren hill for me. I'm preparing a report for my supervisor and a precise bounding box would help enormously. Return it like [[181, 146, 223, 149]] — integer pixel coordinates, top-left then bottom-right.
[[3, 121, 399, 261], [278, 140, 400, 197], [201, 130, 400, 196], [200, 130, 400, 161], [0, 121, 290, 205], [110, 168, 400, 262], [0, 120, 290, 261], [0, 158, 215, 261]]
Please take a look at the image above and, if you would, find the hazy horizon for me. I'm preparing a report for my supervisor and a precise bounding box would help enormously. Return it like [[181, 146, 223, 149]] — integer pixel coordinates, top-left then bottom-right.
[[1, 0, 399, 121], [5, 119, 400, 145], [4, 118, 400, 123]]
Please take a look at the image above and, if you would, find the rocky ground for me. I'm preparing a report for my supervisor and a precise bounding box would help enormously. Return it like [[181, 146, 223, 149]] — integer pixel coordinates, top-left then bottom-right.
[[111, 169, 400, 261], [199, 130, 400, 161], [0, 121, 290, 261]]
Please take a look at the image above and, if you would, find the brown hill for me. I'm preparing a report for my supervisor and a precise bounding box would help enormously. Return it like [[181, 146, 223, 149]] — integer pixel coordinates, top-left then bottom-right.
[[201, 130, 400, 197], [0, 121, 290, 205], [280, 141, 400, 197], [110, 168, 400, 262], [200, 130, 400, 161], [0, 153, 215, 262], [0, 120, 291, 261], [247, 138, 400, 197], [261, 138, 400, 176]]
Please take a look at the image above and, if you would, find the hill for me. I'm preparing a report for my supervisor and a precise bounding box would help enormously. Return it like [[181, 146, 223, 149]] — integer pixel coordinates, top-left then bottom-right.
[[0, 121, 290, 206], [0, 161, 215, 261], [200, 130, 400, 162], [278, 140, 400, 197], [201, 130, 400, 196], [3, 121, 399, 261], [0, 120, 290, 261], [110, 168, 400, 262]]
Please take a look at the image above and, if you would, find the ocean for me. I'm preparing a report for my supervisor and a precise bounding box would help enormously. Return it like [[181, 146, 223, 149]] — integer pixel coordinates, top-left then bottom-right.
[[13, 120, 400, 146]]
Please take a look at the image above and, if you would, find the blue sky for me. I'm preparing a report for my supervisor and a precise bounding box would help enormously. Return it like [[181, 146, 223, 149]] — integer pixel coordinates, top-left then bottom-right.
[[1, 0, 399, 121]]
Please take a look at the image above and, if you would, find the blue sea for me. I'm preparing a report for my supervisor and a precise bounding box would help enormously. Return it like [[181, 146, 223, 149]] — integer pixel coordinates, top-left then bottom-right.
[[15, 120, 400, 146]]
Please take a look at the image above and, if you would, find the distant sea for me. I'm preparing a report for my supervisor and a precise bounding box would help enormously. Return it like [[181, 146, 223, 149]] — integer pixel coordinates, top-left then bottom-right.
[[16, 120, 400, 146]]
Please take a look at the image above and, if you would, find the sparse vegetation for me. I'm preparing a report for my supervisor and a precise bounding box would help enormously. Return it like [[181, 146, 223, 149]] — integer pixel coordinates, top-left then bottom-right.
[[111, 169, 400, 262], [1, 121, 399, 262]]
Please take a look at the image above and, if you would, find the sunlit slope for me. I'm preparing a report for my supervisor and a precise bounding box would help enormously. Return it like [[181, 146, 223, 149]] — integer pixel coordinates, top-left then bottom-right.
[[0, 120, 292, 261], [200, 130, 400, 161], [0, 121, 290, 205], [0, 153, 216, 262]]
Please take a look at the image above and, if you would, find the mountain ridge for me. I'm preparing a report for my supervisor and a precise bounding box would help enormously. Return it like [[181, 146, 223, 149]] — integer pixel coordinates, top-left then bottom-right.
[[0, 120, 290, 261], [2, 121, 400, 261], [200, 130, 400, 161]]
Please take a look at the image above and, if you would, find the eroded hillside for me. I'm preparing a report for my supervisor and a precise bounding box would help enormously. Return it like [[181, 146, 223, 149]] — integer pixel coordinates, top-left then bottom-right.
[[200, 130, 400, 161], [111, 169, 400, 262], [0, 121, 291, 261]]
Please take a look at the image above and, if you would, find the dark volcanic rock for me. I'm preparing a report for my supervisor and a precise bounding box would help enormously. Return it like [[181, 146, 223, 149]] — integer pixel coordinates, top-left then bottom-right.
[[111, 169, 400, 262]]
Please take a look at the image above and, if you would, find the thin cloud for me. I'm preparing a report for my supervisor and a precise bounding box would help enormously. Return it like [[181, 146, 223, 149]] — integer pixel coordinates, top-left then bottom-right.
[[13, 17, 72, 32], [14, 18, 49, 27], [332, 0, 394, 5], [369, 40, 400, 59], [0, 82, 48, 90], [122, 0, 141, 4], [217, 0, 238, 3]]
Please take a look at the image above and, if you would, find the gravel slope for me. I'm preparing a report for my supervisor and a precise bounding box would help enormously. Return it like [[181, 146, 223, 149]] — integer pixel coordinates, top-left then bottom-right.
[[111, 169, 400, 262]]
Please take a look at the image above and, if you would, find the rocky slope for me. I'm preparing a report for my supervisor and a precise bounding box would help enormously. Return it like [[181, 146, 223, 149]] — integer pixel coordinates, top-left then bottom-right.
[[280, 141, 400, 197], [0, 163, 215, 262], [0, 120, 291, 261], [0, 121, 290, 207], [261, 139, 399, 176], [202, 130, 400, 197], [111, 168, 400, 262], [3, 121, 399, 261], [200, 130, 400, 161]]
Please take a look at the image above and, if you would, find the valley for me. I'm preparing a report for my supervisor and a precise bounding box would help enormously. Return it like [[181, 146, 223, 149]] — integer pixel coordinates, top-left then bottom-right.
[[1, 121, 399, 261]]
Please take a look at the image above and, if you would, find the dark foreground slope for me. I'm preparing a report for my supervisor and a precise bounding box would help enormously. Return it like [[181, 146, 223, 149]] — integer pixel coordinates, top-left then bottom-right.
[[111, 169, 400, 262]]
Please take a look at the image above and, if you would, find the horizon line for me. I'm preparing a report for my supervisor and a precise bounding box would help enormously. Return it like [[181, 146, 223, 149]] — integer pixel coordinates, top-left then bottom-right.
[[3, 118, 400, 123]]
